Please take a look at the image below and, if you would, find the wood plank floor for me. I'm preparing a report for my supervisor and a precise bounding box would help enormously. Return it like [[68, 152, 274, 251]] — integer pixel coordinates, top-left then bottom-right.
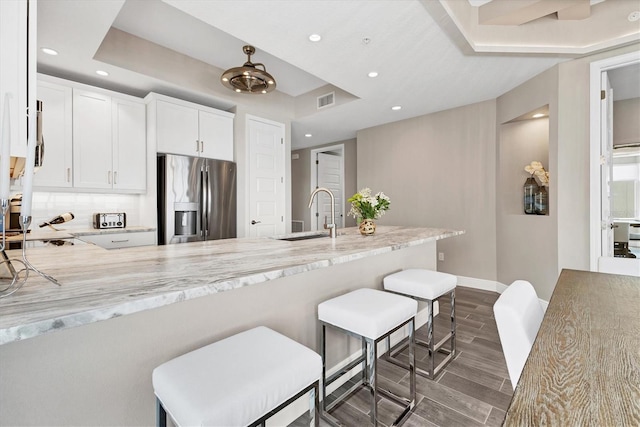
[[319, 286, 513, 427]]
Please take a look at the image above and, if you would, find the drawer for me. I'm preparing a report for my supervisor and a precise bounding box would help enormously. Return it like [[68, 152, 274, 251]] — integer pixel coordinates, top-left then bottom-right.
[[80, 231, 156, 249]]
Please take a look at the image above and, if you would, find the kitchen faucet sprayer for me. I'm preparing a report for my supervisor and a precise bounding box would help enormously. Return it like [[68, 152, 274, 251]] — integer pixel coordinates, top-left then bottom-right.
[[308, 187, 337, 238]]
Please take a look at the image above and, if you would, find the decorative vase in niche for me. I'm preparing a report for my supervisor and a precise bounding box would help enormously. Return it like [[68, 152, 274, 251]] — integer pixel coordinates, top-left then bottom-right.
[[359, 218, 376, 236], [535, 186, 548, 215], [523, 176, 538, 215]]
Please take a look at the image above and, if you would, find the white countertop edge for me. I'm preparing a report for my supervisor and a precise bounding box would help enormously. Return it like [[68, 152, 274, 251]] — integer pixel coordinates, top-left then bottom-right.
[[0, 228, 464, 345]]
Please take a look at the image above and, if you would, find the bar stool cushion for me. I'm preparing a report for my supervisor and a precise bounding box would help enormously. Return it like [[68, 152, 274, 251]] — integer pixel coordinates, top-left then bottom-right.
[[318, 288, 417, 339], [152, 326, 322, 426], [384, 269, 457, 300]]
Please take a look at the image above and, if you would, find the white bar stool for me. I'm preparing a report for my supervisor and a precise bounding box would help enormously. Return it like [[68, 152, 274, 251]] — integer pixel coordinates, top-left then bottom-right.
[[383, 269, 457, 379], [318, 288, 417, 426], [152, 326, 322, 427]]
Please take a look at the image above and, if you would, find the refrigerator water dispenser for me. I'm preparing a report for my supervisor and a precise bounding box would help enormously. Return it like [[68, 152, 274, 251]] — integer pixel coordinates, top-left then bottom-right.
[[174, 203, 198, 236]]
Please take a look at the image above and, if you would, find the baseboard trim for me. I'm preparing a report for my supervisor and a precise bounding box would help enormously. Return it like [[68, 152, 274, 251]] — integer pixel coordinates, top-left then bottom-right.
[[456, 275, 505, 293]]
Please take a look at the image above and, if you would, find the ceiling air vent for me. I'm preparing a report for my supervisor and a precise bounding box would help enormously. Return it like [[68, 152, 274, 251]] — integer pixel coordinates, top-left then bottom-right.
[[317, 92, 335, 110]]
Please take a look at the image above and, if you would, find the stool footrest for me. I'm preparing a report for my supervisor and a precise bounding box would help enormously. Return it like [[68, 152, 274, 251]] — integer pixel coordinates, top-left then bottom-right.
[[386, 333, 456, 380], [324, 377, 364, 412], [432, 332, 454, 354], [325, 355, 365, 389], [378, 387, 413, 408]]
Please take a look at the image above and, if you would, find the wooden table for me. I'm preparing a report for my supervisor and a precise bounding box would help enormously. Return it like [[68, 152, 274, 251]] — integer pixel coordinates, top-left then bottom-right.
[[503, 269, 640, 426]]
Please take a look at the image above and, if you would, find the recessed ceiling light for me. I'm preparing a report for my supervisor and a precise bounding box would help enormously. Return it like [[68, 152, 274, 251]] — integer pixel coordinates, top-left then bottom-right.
[[391, 106, 402, 111], [628, 11, 640, 22], [96, 70, 109, 76], [305, 133, 312, 138], [309, 34, 322, 42], [532, 113, 545, 118], [368, 71, 378, 78], [41, 47, 58, 56]]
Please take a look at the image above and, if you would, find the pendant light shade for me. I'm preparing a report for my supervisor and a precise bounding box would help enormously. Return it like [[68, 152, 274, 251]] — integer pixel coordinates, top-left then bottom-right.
[[221, 45, 276, 94]]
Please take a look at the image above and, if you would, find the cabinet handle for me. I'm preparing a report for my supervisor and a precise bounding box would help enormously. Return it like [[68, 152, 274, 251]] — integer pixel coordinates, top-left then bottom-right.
[[111, 239, 129, 243], [114, 171, 118, 185], [108, 171, 112, 184], [196, 140, 200, 152], [200, 140, 204, 152], [66, 168, 71, 182]]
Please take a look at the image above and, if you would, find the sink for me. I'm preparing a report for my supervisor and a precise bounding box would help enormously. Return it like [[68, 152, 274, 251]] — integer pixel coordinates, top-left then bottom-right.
[[276, 233, 329, 242]]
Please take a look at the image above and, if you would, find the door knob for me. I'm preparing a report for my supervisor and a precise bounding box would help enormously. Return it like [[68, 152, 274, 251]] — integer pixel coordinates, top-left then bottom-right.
[[251, 220, 261, 225]]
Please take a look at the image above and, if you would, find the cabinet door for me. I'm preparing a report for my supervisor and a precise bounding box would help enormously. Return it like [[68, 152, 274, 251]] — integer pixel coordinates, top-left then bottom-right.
[[156, 100, 199, 157], [80, 231, 155, 249], [34, 81, 73, 188], [73, 90, 112, 189], [0, 0, 29, 159], [198, 110, 233, 161], [112, 98, 146, 192]]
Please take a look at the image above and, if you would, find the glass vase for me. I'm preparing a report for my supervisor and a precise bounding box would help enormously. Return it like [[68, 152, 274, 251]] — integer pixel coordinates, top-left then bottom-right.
[[523, 176, 538, 215], [535, 186, 548, 215]]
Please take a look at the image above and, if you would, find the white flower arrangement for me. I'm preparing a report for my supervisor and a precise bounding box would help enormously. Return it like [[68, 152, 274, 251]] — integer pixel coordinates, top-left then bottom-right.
[[347, 188, 390, 220], [524, 161, 549, 187]]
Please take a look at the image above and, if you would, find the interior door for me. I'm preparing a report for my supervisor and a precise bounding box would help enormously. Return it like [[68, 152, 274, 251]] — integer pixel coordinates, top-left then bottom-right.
[[248, 117, 285, 238], [600, 71, 614, 258], [314, 152, 344, 230]]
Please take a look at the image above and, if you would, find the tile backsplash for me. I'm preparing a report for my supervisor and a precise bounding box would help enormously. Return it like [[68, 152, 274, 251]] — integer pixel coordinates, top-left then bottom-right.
[[29, 192, 147, 231]]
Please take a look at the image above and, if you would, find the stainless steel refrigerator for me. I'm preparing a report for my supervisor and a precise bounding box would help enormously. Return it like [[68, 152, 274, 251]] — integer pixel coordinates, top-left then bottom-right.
[[157, 154, 237, 244]]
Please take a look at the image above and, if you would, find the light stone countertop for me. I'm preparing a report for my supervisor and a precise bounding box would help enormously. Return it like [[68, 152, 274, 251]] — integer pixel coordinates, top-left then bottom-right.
[[0, 226, 463, 345]]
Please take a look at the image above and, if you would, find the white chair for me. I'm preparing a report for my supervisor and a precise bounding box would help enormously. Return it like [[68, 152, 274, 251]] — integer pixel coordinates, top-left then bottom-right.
[[152, 326, 322, 427], [318, 288, 417, 426], [493, 280, 544, 389], [383, 269, 457, 379]]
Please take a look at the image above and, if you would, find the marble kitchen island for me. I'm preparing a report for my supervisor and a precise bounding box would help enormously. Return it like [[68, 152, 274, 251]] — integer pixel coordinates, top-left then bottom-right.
[[0, 225, 462, 425]]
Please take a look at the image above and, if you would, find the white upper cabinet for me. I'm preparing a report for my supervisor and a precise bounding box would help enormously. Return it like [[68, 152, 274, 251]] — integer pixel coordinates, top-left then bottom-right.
[[73, 89, 113, 190], [198, 109, 234, 161], [112, 98, 146, 192], [73, 86, 146, 193], [154, 99, 200, 157], [0, 0, 34, 159], [147, 93, 234, 161], [33, 79, 73, 188]]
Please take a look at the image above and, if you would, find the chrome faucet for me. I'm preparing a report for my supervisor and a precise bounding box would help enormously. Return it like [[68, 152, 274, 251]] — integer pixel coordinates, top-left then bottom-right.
[[308, 187, 337, 238]]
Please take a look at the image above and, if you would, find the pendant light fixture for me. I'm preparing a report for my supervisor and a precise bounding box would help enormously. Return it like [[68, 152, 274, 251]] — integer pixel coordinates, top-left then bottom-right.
[[221, 45, 276, 94]]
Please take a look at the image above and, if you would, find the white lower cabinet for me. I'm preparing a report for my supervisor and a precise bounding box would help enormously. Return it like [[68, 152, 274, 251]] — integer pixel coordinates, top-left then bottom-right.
[[80, 231, 155, 249]]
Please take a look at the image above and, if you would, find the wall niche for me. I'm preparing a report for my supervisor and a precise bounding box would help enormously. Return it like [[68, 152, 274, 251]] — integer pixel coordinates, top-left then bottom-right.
[[498, 105, 550, 216]]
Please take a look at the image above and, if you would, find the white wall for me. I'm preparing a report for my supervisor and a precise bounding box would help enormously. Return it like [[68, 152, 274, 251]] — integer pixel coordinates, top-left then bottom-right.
[[496, 67, 559, 300], [356, 100, 497, 280]]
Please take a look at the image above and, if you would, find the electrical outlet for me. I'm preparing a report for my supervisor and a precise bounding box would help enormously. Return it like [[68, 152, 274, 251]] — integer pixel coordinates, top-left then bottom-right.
[[438, 252, 444, 261]]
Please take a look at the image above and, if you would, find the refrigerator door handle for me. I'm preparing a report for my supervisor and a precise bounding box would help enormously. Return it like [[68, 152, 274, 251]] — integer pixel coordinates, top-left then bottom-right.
[[204, 166, 210, 238], [200, 167, 205, 239]]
